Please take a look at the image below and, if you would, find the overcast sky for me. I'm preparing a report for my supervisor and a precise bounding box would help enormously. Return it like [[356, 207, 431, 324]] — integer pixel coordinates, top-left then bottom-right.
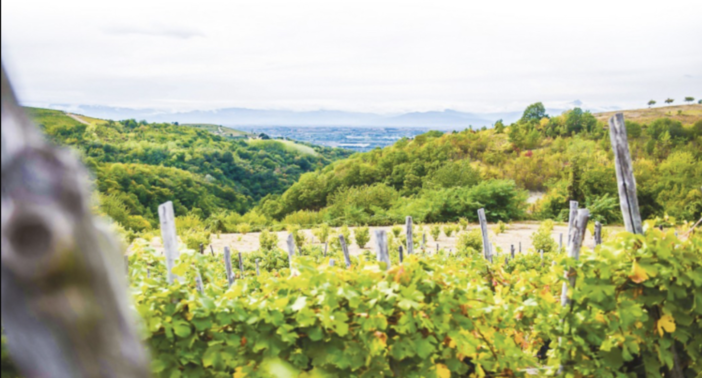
[[2, 0, 701, 114]]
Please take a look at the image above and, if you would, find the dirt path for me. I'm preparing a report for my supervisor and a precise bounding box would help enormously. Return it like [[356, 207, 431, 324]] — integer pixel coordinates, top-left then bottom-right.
[[66, 113, 90, 125], [148, 222, 617, 256]]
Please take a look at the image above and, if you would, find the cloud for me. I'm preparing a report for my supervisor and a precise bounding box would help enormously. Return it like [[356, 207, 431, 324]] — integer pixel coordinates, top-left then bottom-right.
[[102, 24, 204, 39]]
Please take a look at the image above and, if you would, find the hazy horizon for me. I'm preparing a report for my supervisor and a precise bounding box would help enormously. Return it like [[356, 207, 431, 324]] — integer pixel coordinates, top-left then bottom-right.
[[2, 0, 701, 115]]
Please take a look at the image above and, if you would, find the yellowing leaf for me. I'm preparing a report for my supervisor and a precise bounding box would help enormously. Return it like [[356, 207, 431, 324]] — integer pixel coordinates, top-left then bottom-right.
[[595, 313, 606, 323], [657, 315, 676, 337], [233, 367, 246, 378], [436, 363, 451, 378], [629, 261, 648, 284]]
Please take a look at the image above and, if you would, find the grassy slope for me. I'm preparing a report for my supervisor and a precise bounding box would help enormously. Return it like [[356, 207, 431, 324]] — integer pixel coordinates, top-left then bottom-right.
[[247, 139, 319, 157], [182, 123, 253, 138], [594, 104, 702, 125]]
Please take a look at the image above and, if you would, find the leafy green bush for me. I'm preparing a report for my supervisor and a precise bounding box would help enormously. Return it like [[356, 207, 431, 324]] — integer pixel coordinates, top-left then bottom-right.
[[391, 225, 403, 238], [443, 224, 456, 238], [312, 223, 331, 244], [494, 221, 507, 235], [354, 227, 371, 249], [457, 229, 483, 251], [259, 229, 279, 251], [430, 225, 441, 241], [530, 220, 557, 253]]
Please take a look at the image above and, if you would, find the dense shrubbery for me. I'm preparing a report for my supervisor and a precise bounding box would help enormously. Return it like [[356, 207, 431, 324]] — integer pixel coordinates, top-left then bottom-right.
[[29, 108, 351, 231], [113, 221, 701, 377]]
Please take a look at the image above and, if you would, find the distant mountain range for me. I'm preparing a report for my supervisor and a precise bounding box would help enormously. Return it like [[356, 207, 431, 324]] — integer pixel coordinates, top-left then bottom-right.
[[40, 101, 617, 129]]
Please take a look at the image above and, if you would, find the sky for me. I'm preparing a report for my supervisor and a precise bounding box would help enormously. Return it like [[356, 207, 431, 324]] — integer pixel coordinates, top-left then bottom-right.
[[2, 0, 701, 114]]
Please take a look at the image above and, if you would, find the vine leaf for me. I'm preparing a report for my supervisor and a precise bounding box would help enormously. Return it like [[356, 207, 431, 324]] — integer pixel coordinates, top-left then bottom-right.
[[657, 315, 676, 337], [629, 261, 648, 284]]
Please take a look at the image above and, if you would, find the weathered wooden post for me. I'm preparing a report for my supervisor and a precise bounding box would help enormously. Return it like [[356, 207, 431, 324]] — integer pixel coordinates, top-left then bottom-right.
[[567, 200, 578, 246], [421, 233, 426, 250], [609, 114, 682, 376], [210, 245, 215, 256], [374, 229, 391, 269], [330, 259, 336, 267], [200, 243, 204, 255], [159, 201, 181, 284], [510, 244, 515, 259], [478, 208, 493, 262], [558, 209, 589, 375], [286, 233, 295, 269], [255, 259, 260, 276], [519, 241, 522, 254], [224, 246, 235, 287], [399, 245, 404, 263], [561, 209, 589, 307], [323, 241, 328, 257], [0, 66, 150, 378], [238, 251, 244, 277], [594, 221, 602, 246], [609, 114, 643, 234], [339, 235, 352, 268], [195, 273, 205, 294], [406, 216, 414, 255]]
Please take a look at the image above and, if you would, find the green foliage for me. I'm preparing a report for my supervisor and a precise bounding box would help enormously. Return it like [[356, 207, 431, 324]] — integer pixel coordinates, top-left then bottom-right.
[[458, 218, 469, 230], [494, 221, 507, 235], [391, 225, 403, 238], [1, 335, 19, 378], [175, 214, 212, 250], [28, 107, 350, 230], [430, 225, 441, 241], [442, 224, 457, 238], [520, 102, 548, 123], [259, 229, 279, 251], [354, 226, 371, 249], [531, 220, 557, 253], [312, 224, 331, 244], [237, 223, 251, 235], [457, 229, 482, 251]]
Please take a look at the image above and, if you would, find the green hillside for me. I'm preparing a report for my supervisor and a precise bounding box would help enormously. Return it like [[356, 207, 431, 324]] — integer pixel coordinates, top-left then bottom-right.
[[252, 103, 702, 227], [181, 123, 253, 138], [27, 107, 353, 233]]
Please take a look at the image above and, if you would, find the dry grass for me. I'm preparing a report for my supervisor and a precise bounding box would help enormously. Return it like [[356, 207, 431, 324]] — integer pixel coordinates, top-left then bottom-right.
[[594, 104, 702, 125]]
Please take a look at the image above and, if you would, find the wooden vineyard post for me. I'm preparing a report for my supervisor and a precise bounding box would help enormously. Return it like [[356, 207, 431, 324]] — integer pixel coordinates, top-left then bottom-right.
[[339, 235, 352, 268], [330, 259, 336, 267], [558, 209, 589, 374], [286, 233, 295, 270], [561, 209, 589, 307], [159, 201, 181, 284], [406, 216, 414, 255], [436, 243, 439, 253], [224, 247, 235, 287], [195, 273, 205, 294], [200, 243, 204, 255], [399, 246, 404, 263], [422, 233, 426, 251], [323, 241, 328, 257], [519, 241, 522, 254], [511, 245, 515, 259], [567, 200, 578, 246], [594, 221, 602, 246], [375, 230, 390, 269], [255, 259, 260, 276], [478, 208, 493, 262], [609, 114, 683, 376], [609, 113, 643, 234], [238, 251, 244, 278], [210, 245, 215, 256], [0, 66, 151, 378]]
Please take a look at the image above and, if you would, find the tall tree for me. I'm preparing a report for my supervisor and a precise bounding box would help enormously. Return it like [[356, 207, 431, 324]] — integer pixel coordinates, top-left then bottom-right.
[[684, 96, 695, 104], [665, 98, 674, 105], [520, 102, 547, 123], [648, 100, 656, 108]]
